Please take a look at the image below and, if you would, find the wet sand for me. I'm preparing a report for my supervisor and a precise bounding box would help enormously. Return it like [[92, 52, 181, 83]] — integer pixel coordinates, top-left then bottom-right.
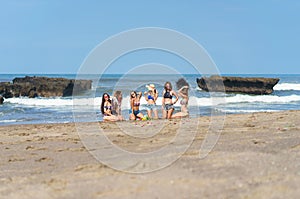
[[0, 110, 300, 198]]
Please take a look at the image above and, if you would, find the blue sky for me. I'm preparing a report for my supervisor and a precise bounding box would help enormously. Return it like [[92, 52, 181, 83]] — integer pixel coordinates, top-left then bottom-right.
[[0, 0, 299, 74]]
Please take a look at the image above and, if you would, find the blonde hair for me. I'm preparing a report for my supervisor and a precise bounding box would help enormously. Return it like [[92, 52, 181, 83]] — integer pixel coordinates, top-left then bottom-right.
[[114, 90, 122, 98]]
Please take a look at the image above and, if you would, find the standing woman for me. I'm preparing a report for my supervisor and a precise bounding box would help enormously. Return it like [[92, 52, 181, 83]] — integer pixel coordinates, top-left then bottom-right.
[[162, 82, 179, 119], [129, 91, 144, 120], [101, 93, 117, 122], [144, 84, 158, 119]]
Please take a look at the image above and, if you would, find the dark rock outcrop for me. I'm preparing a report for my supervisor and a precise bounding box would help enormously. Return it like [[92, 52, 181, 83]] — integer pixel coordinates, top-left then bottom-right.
[[0, 76, 92, 98], [197, 76, 280, 95], [0, 95, 4, 104]]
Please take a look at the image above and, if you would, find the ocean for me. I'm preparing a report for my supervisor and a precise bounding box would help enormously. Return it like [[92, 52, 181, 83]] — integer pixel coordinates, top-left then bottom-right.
[[0, 74, 300, 126]]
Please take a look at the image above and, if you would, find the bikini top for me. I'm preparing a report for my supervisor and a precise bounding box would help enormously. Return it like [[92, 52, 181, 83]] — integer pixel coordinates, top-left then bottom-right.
[[163, 91, 172, 99], [104, 105, 112, 110], [180, 98, 188, 105], [133, 101, 140, 106], [148, 95, 155, 101]]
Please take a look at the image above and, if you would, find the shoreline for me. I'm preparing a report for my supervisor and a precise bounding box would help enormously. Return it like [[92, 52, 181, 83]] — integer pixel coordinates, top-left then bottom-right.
[[1, 110, 300, 198], [2, 109, 300, 127]]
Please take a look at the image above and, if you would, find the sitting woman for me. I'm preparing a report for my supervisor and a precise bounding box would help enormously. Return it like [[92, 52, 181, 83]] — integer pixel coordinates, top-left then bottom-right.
[[101, 93, 118, 122], [144, 84, 158, 119], [111, 90, 124, 121], [162, 81, 179, 119], [172, 85, 189, 118], [129, 91, 144, 120]]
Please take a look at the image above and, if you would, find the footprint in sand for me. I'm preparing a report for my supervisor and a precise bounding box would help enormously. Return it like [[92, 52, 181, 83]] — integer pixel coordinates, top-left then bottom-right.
[[252, 139, 266, 145], [43, 178, 67, 191], [18, 132, 30, 136], [55, 147, 86, 152], [74, 164, 108, 172], [35, 157, 51, 162], [35, 147, 48, 151], [25, 145, 34, 150], [33, 136, 47, 141], [8, 157, 25, 162], [244, 123, 255, 127]]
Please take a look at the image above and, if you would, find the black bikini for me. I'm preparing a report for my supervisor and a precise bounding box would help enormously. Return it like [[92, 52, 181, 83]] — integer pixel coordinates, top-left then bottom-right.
[[164, 91, 172, 99], [164, 91, 174, 111]]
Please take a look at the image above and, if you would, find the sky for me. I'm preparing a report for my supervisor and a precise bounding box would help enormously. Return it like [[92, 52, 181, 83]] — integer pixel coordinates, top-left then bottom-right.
[[0, 0, 299, 74]]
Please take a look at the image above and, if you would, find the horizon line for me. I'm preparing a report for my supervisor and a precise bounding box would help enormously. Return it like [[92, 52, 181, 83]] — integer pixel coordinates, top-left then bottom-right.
[[1, 73, 300, 75]]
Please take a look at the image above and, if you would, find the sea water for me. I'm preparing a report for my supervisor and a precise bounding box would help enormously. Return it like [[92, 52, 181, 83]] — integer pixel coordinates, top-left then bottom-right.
[[0, 74, 299, 126]]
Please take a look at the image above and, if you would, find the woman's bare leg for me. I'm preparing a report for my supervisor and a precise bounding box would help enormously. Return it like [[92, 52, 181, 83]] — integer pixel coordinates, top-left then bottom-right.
[[129, 113, 136, 120], [103, 115, 118, 122], [117, 115, 124, 121], [136, 113, 144, 120], [162, 108, 167, 119], [167, 108, 174, 119], [171, 112, 188, 119], [153, 109, 158, 119], [147, 109, 152, 119]]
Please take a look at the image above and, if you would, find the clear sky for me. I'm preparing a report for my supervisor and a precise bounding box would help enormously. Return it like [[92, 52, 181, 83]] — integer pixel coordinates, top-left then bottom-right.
[[0, 0, 299, 74]]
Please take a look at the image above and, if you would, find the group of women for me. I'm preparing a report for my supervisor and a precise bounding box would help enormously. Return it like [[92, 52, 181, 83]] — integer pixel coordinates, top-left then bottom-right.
[[101, 80, 189, 122]]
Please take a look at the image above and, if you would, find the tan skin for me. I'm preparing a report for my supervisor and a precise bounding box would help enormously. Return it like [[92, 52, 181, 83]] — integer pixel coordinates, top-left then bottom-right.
[[144, 89, 158, 119], [114, 94, 122, 115], [172, 86, 189, 118], [130, 91, 144, 120], [112, 91, 124, 121], [162, 83, 179, 119]]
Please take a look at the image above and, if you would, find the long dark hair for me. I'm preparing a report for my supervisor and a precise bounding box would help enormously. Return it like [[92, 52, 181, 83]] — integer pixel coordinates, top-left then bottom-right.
[[164, 81, 172, 91], [176, 78, 189, 95], [130, 91, 137, 100], [101, 93, 111, 114], [176, 78, 189, 90]]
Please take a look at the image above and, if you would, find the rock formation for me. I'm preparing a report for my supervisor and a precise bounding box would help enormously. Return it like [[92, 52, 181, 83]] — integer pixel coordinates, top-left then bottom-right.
[[0, 76, 92, 98], [197, 76, 280, 95], [0, 95, 4, 104]]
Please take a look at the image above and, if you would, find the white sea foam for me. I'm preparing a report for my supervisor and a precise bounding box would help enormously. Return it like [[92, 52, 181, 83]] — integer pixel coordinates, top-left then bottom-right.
[[6, 97, 102, 107], [274, 83, 300, 91], [4, 94, 300, 110], [0, 119, 19, 123], [223, 94, 300, 105]]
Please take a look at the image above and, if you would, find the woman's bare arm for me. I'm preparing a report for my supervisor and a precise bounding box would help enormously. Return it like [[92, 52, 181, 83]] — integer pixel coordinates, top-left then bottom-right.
[[130, 99, 134, 113], [179, 90, 188, 99], [162, 91, 165, 107], [172, 90, 179, 105], [154, 90, 158, 101], [137, 92, 142, 100], [144, 92, 148, 101], [104, 108, 112, 116]]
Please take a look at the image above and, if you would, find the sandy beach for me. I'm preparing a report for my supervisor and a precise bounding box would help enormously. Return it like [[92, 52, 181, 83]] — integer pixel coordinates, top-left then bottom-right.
[[1, 110, 300, 199]]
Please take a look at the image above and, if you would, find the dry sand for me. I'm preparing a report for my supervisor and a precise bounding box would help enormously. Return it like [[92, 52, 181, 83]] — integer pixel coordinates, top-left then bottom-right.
[[0, 110, 300, 199]]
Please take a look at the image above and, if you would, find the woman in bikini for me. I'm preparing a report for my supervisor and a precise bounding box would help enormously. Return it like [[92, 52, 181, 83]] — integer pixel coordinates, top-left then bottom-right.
[[111, 90, 124, 121], [162, 82, 179, 119], [144, 84, 158, 119], [101, 93, 118, 122], [172, 85, 189, 118], [129, 91, 144, 120]]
